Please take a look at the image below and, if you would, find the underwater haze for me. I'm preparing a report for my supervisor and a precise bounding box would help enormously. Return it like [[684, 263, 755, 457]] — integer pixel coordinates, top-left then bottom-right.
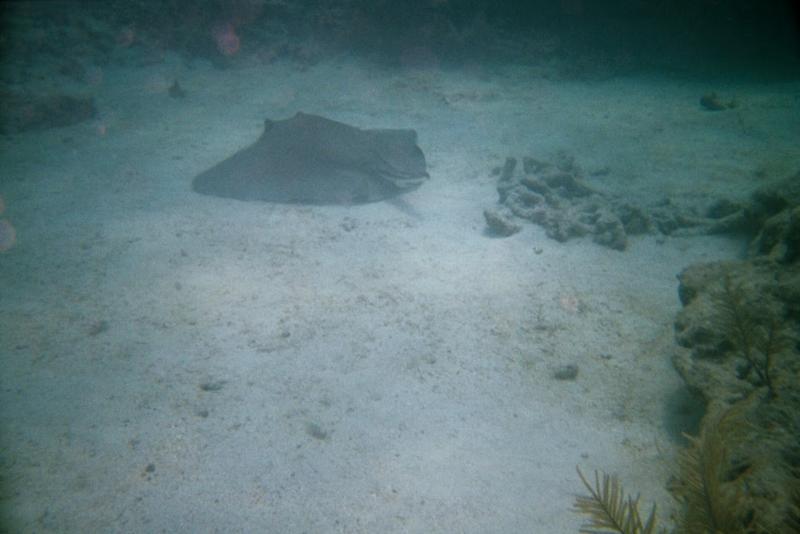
[[1, 1, 799, 532]]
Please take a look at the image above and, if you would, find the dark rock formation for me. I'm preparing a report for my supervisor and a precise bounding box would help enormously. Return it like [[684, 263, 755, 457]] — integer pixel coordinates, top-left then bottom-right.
[[0, 92, 97, 133]]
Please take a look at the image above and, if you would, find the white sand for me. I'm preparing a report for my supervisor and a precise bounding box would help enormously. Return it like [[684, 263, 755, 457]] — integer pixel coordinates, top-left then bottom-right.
[[1, 55, 797, 532]]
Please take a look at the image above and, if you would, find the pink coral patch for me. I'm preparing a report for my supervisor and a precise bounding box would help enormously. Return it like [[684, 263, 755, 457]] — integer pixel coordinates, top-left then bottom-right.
[[213, 23, 240, 56]]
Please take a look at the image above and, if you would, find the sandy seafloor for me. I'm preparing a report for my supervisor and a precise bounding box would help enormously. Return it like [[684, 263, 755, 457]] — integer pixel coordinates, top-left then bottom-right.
[[1, 54, 798, 533]]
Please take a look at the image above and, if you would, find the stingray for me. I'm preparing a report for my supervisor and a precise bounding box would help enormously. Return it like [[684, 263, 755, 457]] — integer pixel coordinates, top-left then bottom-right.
[[192, 112, 429, 204]]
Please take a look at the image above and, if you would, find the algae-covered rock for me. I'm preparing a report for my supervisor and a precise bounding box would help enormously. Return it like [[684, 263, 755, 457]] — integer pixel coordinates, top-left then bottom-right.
[[671, 257, 800, 532]]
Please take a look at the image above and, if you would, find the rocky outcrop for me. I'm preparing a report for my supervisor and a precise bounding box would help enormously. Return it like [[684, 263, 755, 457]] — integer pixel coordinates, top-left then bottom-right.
[[667, 171, 800, 532], [483, 154, 759, 250]]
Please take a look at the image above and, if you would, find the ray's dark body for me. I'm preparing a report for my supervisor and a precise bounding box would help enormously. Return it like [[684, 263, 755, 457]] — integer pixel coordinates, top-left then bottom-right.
[[192, 112, 429, 205]]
